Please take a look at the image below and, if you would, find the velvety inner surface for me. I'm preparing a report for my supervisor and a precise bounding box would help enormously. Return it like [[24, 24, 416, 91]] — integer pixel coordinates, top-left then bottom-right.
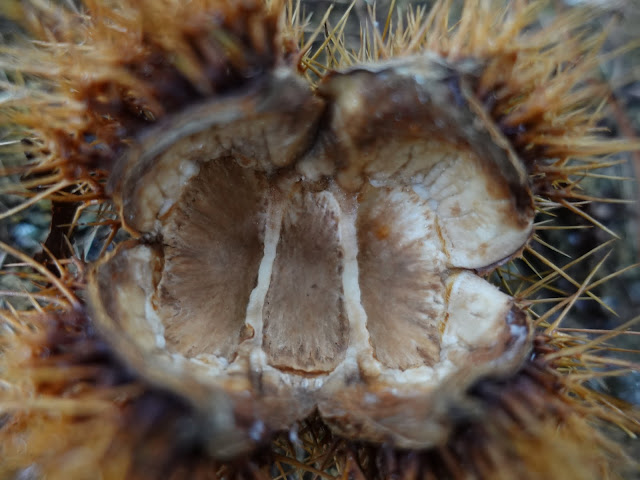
[[262, 188, 348, 373], [156, 158, 266, 360], [356, 184, 446, 370], [84, 60, 541, 455]]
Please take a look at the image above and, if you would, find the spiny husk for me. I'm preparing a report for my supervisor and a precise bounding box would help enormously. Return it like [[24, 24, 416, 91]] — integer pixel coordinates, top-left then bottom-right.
[[0, 0, 282, 183], [0, 0, 639, 479], [1, 310, 637, 479], [297, 0, 638, 201]]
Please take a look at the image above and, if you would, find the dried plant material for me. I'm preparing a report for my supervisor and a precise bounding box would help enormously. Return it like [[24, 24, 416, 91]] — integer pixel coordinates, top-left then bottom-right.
[[0, 0, 639, 479], [88, 56, 534, 451]]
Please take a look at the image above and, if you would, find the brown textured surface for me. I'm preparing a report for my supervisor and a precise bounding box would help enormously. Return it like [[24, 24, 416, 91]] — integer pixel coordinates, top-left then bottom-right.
[[159, 159, 267, 360], [263, 189, 348, 373], [357, 185, 444, 369]]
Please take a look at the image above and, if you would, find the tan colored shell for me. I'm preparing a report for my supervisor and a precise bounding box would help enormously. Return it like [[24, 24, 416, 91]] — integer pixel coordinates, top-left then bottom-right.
[[88, 56, 534, 457]]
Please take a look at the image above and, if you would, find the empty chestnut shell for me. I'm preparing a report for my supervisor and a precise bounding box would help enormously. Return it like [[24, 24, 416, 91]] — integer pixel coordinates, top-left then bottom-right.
[[88, 57, 534, 458]]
